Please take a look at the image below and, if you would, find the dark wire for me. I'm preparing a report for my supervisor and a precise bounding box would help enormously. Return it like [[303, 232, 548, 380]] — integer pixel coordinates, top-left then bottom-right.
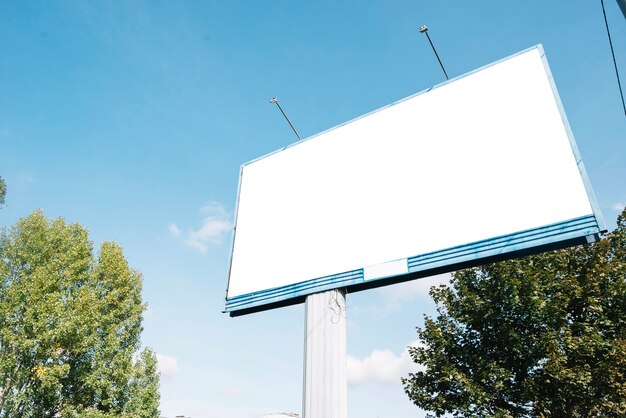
[[601, 0, 626, 117]]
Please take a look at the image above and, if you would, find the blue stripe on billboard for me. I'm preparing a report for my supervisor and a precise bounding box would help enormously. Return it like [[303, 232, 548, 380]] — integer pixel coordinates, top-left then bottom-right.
[[225, 269, 364, 313], [225, 214, 601, 315]]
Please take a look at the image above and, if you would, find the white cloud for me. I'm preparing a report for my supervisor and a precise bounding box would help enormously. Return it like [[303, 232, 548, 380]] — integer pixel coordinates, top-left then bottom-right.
[[169, 201, 232, 253], [156, 353, 179, 382], [168, 223, 181, 237], [612, 202, 625, 212], [377, 273, 451, 313], [185, 201, 231, 252], [223, 385, 243, 395], [347, 341, 423, 386]]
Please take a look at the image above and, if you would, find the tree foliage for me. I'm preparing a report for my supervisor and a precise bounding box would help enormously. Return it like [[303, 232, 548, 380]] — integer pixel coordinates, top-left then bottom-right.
[[403, 209, 626, 417], [0, 176, 5, 207], [0, 211, 160, 418]]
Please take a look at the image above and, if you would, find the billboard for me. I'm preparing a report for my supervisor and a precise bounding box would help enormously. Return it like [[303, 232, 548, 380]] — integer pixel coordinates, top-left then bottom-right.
[[225, 45, 605, 316]]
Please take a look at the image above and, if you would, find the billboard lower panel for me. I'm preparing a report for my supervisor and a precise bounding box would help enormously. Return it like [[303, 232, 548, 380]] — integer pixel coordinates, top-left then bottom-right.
[[225, 215, 600, 316]]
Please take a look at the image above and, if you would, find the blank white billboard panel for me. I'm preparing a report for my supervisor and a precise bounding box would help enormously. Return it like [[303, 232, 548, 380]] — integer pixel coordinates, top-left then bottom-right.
[[225, 45, 604, 315]]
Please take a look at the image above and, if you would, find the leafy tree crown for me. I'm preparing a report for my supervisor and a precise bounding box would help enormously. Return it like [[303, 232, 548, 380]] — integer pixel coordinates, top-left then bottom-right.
[[0, 210, 160, 418], [404, 208, 626, 417]]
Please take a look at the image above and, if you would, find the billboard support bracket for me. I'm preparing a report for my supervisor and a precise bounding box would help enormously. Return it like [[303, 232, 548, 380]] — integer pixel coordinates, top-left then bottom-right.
[[270, 97, 303, 141]]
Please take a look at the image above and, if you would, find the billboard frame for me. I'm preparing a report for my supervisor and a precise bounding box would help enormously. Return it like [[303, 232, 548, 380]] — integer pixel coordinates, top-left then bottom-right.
[[224, 44, 606, 317]]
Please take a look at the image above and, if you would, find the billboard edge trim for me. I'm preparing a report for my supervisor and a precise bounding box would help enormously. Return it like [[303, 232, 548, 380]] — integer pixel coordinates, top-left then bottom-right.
[[536, 44, 607, 232], [225, 214, 601, 315]]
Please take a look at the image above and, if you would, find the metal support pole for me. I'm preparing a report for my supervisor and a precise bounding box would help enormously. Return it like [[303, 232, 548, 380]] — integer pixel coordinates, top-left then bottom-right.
[[302, 289, 347, 418]]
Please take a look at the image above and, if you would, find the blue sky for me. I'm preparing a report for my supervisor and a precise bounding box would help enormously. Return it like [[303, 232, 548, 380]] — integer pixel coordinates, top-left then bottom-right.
[[1, 1, 625, 417]]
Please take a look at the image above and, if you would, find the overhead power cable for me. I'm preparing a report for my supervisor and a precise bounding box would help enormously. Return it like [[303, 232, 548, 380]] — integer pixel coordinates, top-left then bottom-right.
[[601, 0, 626, 117]]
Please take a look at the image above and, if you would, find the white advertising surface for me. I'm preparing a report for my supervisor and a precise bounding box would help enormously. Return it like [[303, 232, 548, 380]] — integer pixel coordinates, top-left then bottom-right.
[[225, 45, 603, 314]]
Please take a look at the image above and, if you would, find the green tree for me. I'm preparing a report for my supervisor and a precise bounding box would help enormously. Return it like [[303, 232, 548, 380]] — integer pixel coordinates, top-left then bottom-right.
[[125, 348, 160, 418], [403, 208, 626, 417], [0, 211, 160, 418], [0, 176, 5, 207]]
